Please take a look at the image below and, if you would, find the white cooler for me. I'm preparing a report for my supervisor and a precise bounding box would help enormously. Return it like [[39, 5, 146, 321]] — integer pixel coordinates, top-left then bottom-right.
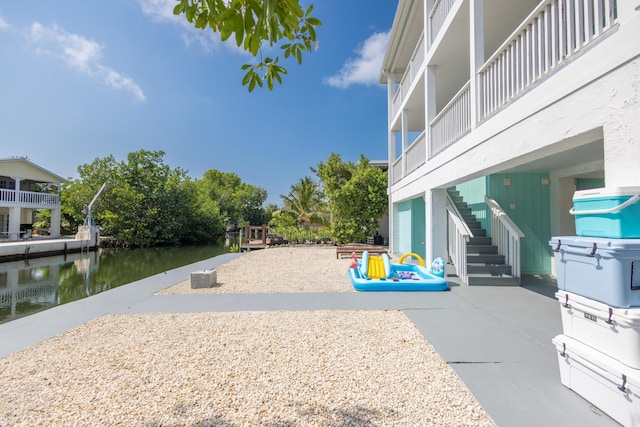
[[550, 236, 640, 307], [557, 290, 640, 369], [553, 334, 640, 427]]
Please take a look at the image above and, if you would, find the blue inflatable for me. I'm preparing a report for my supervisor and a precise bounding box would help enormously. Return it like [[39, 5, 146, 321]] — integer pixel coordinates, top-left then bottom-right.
[[348, 251, 449, 292]]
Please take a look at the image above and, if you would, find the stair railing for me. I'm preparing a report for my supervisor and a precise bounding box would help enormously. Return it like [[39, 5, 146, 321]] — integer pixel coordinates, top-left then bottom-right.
[[446, 194, 473, 285], [484, 196, 525, 284]]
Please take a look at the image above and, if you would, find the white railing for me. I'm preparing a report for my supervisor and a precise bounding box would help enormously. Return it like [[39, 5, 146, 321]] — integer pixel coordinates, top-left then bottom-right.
[[446, 194, 472, 285], [429, 81, 471, 157], [0, 189, 60, 207], [478, 0, 618, 120], [392, 157, 403, 184], [391, 32, 426, 119], [405, 131, 427, 175], [430, 0, 457, 44], [0, 281, 58, 307], [485, 196, 525, 283]]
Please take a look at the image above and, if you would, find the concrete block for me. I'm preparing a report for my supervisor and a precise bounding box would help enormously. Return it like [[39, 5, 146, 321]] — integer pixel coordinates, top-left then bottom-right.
[[190, 269, 217, 289]]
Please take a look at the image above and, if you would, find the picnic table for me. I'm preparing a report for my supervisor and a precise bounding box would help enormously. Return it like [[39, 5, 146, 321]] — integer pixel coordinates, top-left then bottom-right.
[[336, 244, 388, 259]]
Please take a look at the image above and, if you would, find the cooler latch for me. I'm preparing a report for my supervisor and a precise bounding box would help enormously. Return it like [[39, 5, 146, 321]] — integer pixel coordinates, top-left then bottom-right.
[[618, 374, 627, 393], [605, 307, 614, 325], [562, 293, 570, 308], [560, 342, 567, 357], [586, 243, 597, 257], [553, 240, 561, 252]]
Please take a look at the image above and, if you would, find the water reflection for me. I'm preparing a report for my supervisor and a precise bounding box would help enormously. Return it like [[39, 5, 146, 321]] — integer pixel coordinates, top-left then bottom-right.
[[0, 239, 234, 324]]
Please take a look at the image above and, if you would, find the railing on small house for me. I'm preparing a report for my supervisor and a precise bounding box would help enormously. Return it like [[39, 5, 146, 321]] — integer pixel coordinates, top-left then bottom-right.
[[478, 0, 618, 120], [485, 196, 525, 284], [429, 82, 471, 157], [0, 189, 59, 207], [391, 32, 426, 119], [405, 131, 427, 175], [429, 0, 457, 45], [446, 194, 472, 285]]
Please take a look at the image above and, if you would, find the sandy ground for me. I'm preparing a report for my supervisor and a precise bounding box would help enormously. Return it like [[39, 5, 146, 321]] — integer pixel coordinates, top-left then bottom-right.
[[0, 246, 495, 426], [159, 246, 356, 294]]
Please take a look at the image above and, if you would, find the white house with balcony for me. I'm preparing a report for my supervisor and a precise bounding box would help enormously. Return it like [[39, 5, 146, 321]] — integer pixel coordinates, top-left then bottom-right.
[[381, 0, 639, 284], [0, 157, 64, 241]]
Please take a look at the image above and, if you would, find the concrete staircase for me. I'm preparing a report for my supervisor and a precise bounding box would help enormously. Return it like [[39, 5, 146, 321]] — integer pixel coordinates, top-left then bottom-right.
[[448, 188, 519, 286]]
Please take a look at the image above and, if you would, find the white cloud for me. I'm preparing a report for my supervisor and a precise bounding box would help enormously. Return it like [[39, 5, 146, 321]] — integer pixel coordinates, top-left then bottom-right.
[[0, 15, 10, 30], [136, 0, 218, 51], [324, 31, 389, 89], [27, 22, 146, 102]]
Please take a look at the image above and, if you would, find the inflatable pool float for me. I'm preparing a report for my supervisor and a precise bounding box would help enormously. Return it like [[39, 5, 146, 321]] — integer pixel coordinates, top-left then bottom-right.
[[348, 251, 449, 292]]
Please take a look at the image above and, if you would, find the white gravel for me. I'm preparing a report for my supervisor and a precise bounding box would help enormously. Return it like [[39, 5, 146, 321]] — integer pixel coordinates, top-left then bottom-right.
[[0, 311, 494, 426], [0, 246, 495, 426], [159, 246, 356, 294]]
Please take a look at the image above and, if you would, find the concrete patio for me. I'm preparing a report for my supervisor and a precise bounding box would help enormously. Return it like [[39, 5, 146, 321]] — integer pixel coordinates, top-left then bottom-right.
[[0, 254, 619, 426]]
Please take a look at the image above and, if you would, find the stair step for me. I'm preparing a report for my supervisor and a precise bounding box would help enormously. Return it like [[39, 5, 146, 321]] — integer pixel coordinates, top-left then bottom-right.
[[467, 253, 505, 264], [456, 207, 472, 216], [469, 236, 492, 245], [467, 274, 520, 286], [466, 245, 498, 254], [447, 188, 459, 196], [465, 221, 481, 229], [467, 263, 513, 275], [462, 214, 477, 222], [469, 228, 486, 237]]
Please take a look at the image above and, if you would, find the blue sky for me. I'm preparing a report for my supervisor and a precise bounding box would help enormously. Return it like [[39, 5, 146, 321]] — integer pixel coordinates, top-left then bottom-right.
[[0, 1, 397, 205]]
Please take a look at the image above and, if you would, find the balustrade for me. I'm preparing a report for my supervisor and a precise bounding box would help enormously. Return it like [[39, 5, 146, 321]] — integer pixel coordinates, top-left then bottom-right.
[[0, 189, 59, 207], [478, 0, 618, 120]]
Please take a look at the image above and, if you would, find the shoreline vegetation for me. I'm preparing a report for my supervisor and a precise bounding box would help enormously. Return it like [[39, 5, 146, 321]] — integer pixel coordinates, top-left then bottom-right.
[[0, 246, 495, 426]]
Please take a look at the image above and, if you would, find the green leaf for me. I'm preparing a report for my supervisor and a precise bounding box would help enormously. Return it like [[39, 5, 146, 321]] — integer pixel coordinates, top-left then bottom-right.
[[306, 17, 322, 27]]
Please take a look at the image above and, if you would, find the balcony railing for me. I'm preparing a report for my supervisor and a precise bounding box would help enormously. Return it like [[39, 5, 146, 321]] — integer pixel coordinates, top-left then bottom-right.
[[391, 32, 426, 119], [0, 189, 60, 208], [406, 131, 427, 175], [392, 157, 403, 184], [478, 0, 618, 120], [429, 81, 471, 157], [429, 0, 457, 45]]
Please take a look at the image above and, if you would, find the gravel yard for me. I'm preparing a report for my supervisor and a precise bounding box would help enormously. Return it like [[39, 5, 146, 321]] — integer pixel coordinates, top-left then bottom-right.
[[0, 311, 494, 426], [0, 246, 495, 426], [159, 246, 355, 294]]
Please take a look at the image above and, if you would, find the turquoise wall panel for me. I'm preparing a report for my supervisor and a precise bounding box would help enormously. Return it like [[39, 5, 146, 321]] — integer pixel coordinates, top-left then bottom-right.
[[411, 197, 426, 260], [454, 178, 489, 231], [576, 178, 605, 190], [396, 200, 413, 255], [394, 197, 427, 258], [487, 173, 551, 275]]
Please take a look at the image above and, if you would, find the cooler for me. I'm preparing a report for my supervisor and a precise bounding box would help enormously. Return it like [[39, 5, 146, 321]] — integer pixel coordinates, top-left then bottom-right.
[[556, 290, 640, 369], [553, 334, 640, 427], [571, 187, 640, 238], [550, 236, 640, 307]]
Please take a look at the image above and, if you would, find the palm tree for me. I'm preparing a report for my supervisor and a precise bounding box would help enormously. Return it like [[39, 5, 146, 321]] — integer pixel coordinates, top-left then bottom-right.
[[278, 177, 328, 227]]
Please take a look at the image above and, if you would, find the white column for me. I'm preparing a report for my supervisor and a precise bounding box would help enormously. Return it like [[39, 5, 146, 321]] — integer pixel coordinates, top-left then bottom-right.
[[425, 188, 448, 264], [387, 72, 396, 254], [603, 109, 640, 186], [49, 208, 61, 237], [469, 0, 485, 127], [8, 207, 20, 241]]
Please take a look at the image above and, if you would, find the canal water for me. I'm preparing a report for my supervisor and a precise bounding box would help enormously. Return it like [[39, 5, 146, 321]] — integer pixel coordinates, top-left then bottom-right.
[[0, 239, 235, 324]]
